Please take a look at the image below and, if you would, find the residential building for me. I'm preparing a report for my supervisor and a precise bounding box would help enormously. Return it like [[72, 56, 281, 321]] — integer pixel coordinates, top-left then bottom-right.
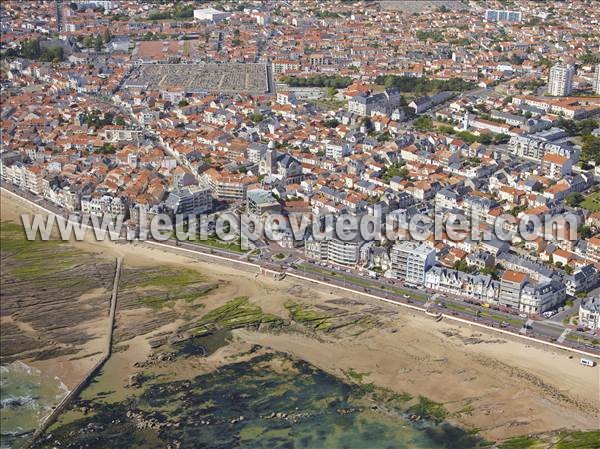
[[566, 265, 600, 296], [520, 279, 565, 314], [164, 185, 212, 216], [547, 64, 574, 96], [246, 189, 280, 219], [579, 297, 600, 330], [305, 234, 369, 267], [390, 241, 436, 286], [203, 168, 257, 200], [347, 89, 401, 117], [499, 270, 528, 309], [425, 267, 500, 305], [485, 9, 522, 23]]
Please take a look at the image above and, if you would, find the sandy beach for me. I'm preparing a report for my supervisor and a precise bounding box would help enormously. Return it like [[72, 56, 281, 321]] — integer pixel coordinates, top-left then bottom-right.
[[1, 190, 599, 441]]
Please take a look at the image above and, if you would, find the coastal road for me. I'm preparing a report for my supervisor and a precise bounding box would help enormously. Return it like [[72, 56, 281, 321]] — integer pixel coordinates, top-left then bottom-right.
[[2, 184, 599, 358]]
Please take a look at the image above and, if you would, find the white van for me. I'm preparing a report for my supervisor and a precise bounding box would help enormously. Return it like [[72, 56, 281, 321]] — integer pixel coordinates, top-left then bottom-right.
[[580, 358, 596, 367]]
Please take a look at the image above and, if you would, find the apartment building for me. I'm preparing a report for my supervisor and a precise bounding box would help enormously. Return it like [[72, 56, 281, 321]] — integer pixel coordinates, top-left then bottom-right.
[[272, 60, 301, 75], [547, 64, 574, 96], [425, 267, 500, 305], [246, 189, 280, 219], [498, 270, 528, 309], [325, 140, 352, 160], [305, 235, 369, 267], [485, 9, 522, 23], [203, 168, 257, 200], [508, 133, 572, 161], [390, 241, 436, 286], [101, 128, 143, 143], [3, 163, 45, 195], [164, 185, 213, 216], [520, 279, 565, 314], [565, 265, 599, 296], [347, 88, 401, 117]]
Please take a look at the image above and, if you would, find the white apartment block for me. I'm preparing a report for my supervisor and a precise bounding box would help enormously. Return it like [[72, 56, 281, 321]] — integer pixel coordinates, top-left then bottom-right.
[[547, 64, 574, 96], [390, 241, 436, 286]]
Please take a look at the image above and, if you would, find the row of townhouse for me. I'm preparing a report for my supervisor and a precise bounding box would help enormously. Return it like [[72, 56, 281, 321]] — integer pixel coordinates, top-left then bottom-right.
[[2, 161, 84, 211], [512, 96, 600, 120], [508, 133, 576, 161], [426, 267, 566, 314], [81, 194, 128, 220]]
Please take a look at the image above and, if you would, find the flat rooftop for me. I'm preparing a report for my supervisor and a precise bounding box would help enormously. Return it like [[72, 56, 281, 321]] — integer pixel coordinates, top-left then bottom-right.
[[123, 63, 271, 95]]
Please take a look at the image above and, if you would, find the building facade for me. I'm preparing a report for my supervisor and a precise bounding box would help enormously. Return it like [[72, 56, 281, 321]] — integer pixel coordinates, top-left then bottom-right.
[[579, 297, 600, 330], [548, 64, 574, 96], [485, 9, 522, 23], [164, 185, 212, 216], [390, 241, 436, 286]]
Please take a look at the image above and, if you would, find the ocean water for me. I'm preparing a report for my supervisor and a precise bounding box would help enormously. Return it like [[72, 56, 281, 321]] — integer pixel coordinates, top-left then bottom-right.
[[0, 361, 69, 449], [38, 350, 488, 449]]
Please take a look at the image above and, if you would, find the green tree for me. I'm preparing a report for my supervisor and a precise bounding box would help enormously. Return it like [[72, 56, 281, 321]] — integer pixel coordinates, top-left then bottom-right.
[[414, 116, 433, 132], [565, 192, 584, 207], [578, 225, 593, 239], [103, 27, 112, 44], [323, 118, 340, 128], [382, 162, 409, 182], [453, 260, 470, 273]]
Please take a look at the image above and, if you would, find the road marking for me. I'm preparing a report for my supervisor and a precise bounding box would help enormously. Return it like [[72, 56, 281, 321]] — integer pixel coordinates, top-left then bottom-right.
[[520, 319, 533, 334], [557, 328, 571, 344]]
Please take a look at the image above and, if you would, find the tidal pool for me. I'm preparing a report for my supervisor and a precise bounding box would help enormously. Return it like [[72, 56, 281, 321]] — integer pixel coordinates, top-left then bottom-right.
[[35, 351, 487, 449]]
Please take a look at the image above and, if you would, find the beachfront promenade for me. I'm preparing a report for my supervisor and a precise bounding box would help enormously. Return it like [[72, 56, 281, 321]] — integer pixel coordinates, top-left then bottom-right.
[[2, 185, 598, 359]]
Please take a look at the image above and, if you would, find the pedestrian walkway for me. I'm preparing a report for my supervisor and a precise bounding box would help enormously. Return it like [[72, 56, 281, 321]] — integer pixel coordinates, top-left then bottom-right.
[[557, 328, 571, 344], [520, 319, 533, 335]]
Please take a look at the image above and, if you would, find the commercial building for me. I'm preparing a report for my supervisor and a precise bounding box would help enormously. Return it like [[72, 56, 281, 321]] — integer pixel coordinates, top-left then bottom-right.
[[594, 64, 600, 96], [193, 8, 230, 22], [547, 64, 574, 96], [390, 241, 436, 286]]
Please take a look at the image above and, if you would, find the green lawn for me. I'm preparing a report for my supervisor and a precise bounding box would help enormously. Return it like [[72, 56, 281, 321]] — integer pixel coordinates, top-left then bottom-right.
[[581, 192, 600, 212], [297, 263, 427, 301], [188, 235, 247, 253]]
